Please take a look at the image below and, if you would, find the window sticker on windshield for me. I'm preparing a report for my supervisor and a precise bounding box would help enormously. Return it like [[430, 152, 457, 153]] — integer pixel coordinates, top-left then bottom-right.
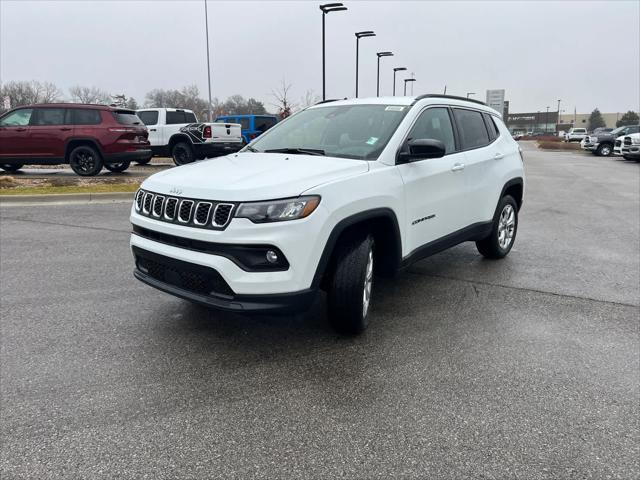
[[385, 106, 405, 111], [366, 137, 379, 145]]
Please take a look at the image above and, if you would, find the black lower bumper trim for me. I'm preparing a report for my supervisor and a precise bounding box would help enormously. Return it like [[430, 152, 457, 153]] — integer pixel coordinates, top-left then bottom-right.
[[104, 149, 153, 163], [193, 143, 243, 158]]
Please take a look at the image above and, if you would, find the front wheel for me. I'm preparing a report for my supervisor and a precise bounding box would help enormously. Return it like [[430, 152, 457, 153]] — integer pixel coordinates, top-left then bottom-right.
[[327, 234, 375, 335], [0, 163, 23, 172], [135, 157, 152, 165], [69, 145, 103, 176], [171, 142, 194, 166], [476, 195, 518, 259], [596, 143, 612, 156], [104, 161, 131, 173]]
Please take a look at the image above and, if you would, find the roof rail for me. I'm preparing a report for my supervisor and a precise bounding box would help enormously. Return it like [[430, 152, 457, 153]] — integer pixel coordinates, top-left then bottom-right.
[[412, 94, 487, 106], [314, 98, 347, 105]]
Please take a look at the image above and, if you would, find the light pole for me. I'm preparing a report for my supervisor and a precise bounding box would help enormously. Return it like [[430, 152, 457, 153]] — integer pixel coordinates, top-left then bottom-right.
[[466, 92, 476, 98], [204, 0, 213, 121], [355, 31, 375, 98], [403, 78, 416, 96], [392, 67, 407, 96], [556, 99, 561, 132], [376, 52, 393, 96], [545, 106, 550, 133], [320, 3, 347, 101]]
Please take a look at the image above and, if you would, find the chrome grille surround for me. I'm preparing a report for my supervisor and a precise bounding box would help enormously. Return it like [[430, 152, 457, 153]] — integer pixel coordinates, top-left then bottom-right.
[[213, 203, 234, 227], [178, 200, 194, 223], [135, 189, 236, 230], [152, 195, 165, 217]]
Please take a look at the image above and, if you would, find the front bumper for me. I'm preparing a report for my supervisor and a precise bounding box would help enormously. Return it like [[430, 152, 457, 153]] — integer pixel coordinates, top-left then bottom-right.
[[194, 142, 243, 158], [581, 142, 598, 151], [622, 145, 640, 159], [132, 246, 316, 313]]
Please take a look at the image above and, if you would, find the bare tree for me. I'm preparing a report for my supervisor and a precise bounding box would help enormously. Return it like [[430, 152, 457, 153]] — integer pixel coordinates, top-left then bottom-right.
[[300, 89, 321, 109], [0, 80, 61, 110], [271, 79, 296, 119], [69, 85, 111, 104], [144, 85, 208, 119]]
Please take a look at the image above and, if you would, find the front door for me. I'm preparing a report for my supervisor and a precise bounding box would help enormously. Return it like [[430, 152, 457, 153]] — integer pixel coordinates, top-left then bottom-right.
[[0, 108, 34, 158], [396, 106, 467, 255]]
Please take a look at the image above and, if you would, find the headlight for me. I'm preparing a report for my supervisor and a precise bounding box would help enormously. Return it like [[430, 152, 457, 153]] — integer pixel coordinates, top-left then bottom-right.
[[235, 196, 320, 223], [632, 137, 640, 145]]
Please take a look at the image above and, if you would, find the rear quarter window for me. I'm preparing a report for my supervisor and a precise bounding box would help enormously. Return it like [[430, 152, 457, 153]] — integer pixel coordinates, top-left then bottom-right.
[[112, 111, 143, 125], [184, 112, 197, 123], [166, 111, 186, 124], [72, 109, 102, 125]]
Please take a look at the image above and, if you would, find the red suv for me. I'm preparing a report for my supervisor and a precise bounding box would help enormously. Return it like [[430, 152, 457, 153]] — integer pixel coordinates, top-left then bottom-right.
[[0, 104, 152, 176]]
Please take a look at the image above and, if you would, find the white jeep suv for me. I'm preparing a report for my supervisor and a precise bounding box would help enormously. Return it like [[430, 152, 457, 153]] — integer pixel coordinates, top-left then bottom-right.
[[130, 95, 524, 333]]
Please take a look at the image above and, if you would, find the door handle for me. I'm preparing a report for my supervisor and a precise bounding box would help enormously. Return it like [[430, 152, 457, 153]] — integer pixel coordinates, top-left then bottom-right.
[[16, 127, 26, 132], [451, 163, 465, 172], [60, 127, 72, 131], [494, 152, 505, 160], [150, 128, 157, 132]]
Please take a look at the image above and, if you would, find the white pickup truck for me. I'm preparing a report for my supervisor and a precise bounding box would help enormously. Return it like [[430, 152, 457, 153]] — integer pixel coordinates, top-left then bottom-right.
[[136, 108, 242, 165]]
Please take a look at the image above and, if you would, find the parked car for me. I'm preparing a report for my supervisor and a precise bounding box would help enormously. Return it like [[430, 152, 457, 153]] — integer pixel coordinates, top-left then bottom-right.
[[136, 108, 242, 166], [0, 104, 151, 175], [130, 95, 524, 334], [620, 133, 640, 161], [564, 127, 588, 142], [581, 125, 640, 156], [214, 114, 278, 144]]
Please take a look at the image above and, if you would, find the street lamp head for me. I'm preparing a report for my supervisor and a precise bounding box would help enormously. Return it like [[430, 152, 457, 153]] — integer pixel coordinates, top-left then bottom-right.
[[404, 78, 416, 83], [320, 3, 347, 13], [394, 67, 407, 72], [377, 51, 394, 57], [356, 31, 376, 38]]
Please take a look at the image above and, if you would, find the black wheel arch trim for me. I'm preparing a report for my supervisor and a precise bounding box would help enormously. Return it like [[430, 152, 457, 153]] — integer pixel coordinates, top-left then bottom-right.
[[500, 177, 524, 211], [64, 137, 104, 159], [311, 207, 402, 289], [168, 134, 194, 148]]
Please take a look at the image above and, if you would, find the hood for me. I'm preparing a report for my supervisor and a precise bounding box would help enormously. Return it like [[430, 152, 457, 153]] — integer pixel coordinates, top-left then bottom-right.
[[142, 152, 370, 201]]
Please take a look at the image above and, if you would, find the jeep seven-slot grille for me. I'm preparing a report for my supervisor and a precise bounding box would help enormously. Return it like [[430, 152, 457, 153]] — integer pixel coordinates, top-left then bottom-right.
[[134, 189, 235, 230]]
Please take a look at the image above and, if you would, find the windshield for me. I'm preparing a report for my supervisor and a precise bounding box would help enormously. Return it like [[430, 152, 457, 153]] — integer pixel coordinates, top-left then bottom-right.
[[246, 104, 409, 160], [610, 127, 625, 135]]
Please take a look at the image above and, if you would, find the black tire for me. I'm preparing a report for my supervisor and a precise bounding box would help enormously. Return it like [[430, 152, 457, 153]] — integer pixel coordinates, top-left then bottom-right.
[[69, 145, 103, 176], [104, 161, 131, 173], [135, 157, 152, 165], [0, 163, 23, 172], [476, 195, 518, 259], [596, 143, 612, 156], [172, 142, 194, 166], [327, 234, 375, 335]]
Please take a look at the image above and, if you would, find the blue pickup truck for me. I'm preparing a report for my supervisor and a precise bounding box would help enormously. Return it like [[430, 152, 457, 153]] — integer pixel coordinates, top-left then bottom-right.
[[215, 114, 279, 144]]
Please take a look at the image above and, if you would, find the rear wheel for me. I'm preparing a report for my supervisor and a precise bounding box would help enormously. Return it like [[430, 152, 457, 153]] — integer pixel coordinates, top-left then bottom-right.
[[596, 143, 612, 156], [171, 142, 194, 166], [0, 164, 23, 172], [476, 195, 518, 259], [69, 145, 103, 176], [104, 161, 131, 173], [327, 234, 375, 335]]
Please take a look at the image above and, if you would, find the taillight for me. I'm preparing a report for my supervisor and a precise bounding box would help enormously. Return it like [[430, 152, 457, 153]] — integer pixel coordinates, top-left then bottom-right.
[[204, 126, 212, 138], [248, 133, 257, 140]]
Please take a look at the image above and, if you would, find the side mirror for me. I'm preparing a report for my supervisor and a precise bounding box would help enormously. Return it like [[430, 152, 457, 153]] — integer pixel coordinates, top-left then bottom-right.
[[398, 138, 446, 163]]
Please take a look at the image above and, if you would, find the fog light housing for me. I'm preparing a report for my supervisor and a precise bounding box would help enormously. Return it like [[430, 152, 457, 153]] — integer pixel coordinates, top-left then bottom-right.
[[266, 250, 279, 264]]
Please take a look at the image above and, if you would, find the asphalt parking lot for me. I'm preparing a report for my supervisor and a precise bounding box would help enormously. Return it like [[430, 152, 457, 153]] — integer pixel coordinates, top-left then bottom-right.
[[1, 143, 638, 479]]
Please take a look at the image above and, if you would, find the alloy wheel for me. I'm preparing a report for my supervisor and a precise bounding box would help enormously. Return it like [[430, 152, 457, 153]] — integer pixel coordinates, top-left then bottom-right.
[[362, 249, 374, 317], [497, 204, 516, 249]]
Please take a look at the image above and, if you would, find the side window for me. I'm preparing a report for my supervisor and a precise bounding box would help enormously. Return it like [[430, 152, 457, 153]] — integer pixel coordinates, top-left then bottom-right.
[[239, 118, 251, 130], [255, 116, 277, 132], [407, 107, 456, 154], [73, 109, 102, 125], [454, 108, 490, 149], [33, 108, 67, 126], [0, 108, 33, 126], [137, 111, 159, 126], [166, 111, 186, 124], [184, 112, 197, 123], [483, 113, 499, 141]]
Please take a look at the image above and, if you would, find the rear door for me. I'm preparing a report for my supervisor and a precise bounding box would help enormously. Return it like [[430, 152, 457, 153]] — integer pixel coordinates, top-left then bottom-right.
[[137, 110, 161, 146], [28, 107, 71, 158], [451, 108, 500, 226], [0, 108, 33, 158], [397, 106, 467, 252]]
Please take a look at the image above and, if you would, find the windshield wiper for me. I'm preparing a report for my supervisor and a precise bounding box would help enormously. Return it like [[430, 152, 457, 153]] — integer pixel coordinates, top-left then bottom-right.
[[264, 147, 326, 156], [244, 145, 259, 152]]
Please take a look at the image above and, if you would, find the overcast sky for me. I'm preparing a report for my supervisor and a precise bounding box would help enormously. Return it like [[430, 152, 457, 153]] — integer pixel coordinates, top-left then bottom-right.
[[1, 0, 638, 114]]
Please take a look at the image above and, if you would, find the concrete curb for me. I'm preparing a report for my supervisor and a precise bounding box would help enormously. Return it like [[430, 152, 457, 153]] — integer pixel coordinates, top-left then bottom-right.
[[0, 191, 135, 206]]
